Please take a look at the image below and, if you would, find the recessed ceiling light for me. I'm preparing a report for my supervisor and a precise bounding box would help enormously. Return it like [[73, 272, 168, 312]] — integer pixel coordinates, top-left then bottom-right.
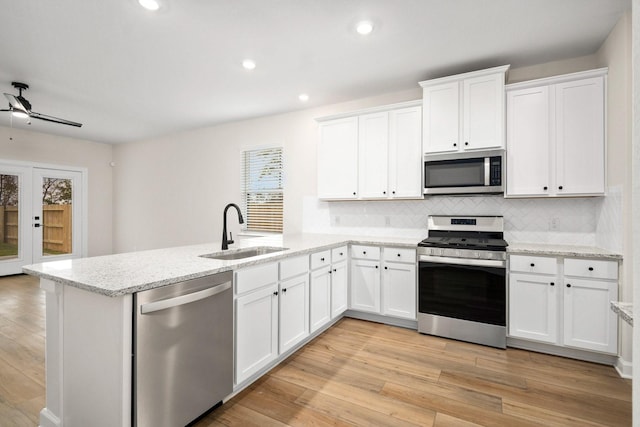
[[356, 21, 374, 35], [138, 0, 160, 11], [298, 94, 309, 102], [242, 59, 256, 70]]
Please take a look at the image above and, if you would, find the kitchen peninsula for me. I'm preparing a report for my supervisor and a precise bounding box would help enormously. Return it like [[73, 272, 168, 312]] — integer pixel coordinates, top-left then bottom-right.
[[23, 233, 422, 427]]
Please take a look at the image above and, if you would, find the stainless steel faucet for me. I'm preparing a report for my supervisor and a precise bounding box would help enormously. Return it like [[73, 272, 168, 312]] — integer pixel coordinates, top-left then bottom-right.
[[222, 203, 244, 250]]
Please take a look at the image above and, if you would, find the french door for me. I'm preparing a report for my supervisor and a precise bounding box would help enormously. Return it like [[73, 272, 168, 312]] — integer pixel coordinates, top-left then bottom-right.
[[0, 162, 85, 276]]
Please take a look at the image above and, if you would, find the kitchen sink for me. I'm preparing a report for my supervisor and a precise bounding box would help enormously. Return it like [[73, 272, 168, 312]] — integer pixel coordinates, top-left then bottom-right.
[[200, 246, 289, 261]]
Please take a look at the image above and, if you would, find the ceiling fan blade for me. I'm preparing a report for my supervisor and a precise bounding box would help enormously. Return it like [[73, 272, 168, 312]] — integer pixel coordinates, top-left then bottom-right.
[[29, 111, 82, 127], [3, 93, 29, 112]]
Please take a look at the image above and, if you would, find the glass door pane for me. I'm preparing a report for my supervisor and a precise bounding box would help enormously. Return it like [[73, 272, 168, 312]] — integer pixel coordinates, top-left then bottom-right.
[[41, 177, 73, 256], [32, 168, 82, 265], [0, 164, 31, 276], [0, 174, 20, 260]]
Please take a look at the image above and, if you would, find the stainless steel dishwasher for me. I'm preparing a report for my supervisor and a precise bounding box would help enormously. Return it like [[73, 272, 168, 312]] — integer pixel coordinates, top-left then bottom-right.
[[133, 271, 233, 427]]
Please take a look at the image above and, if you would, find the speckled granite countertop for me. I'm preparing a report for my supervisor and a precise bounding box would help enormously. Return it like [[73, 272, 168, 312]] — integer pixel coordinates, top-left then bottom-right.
[[22, 233, 424, 297], [611, 302, 633, 327], [507, 243, 622, 260]]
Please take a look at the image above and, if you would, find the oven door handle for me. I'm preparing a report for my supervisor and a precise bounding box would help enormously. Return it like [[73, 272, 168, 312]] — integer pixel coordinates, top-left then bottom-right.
[[419, 255, 506, 268]]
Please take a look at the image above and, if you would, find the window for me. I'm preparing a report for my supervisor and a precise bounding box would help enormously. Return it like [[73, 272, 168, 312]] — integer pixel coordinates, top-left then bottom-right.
[[241, 147, 283, 233]]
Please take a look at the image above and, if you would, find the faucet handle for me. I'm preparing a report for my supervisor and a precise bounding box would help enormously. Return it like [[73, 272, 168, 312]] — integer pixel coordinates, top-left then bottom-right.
[[228, 232, 234, 245]]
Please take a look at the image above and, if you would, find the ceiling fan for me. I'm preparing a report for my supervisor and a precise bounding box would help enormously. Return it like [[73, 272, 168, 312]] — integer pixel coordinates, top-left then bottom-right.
[[1, 81, 82, 127]]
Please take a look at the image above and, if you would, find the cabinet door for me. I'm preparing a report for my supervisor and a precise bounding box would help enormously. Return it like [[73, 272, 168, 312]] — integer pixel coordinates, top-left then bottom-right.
[[350, 259, 381, 313], [382, 262, 416, 319], [359, 112, 389, 199], [310, 268, 332, 333], [388, 106, 422, 199], [317, 117, 359, 199], [563, 278, 617, 354], [331, 261, 348, 318], [555, 77, 605, 195], [423, 82, 460, 154], [508, 273, 558, 344], [463, 72, 505, 150], [279, 275, 309, 354], [506, 86, 551, 196], [235, 284, 278, 384]]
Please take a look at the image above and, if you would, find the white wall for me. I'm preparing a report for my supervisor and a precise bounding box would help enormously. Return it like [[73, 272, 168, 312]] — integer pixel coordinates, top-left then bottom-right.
[[595, 11, 634, 376], [111, 88, 421, 253], [0, 126, 114, 256]]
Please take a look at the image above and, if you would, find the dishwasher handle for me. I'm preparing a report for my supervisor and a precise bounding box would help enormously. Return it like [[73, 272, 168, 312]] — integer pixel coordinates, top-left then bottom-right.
[[140, 281, 231, 314]]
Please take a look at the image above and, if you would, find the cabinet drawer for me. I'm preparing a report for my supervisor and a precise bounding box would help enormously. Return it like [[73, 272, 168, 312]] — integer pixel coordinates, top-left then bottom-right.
[[280, 255, 309, 280], [351, 245, 380, 260], [235, 262, 279, 295], [564, 258, 618, 280], [331, 246, 348, 263], [383, 247, 416, 263], [310, 250, 331, 270], [509, 255, 557, 275]]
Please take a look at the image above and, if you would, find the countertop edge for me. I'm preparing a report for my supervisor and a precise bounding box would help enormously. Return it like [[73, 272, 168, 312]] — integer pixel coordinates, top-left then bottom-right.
[[507, 244, 623, 260]]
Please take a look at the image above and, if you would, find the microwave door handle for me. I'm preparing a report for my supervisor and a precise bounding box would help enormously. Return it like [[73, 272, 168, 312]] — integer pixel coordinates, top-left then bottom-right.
[[484, 157, 490, 186]]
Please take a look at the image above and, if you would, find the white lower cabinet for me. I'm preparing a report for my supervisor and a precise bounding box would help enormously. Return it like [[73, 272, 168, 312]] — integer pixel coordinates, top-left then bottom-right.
[[382, 261, 416, 319], [563, 278, 618, 353], [235, 282, 279, 385], [331, 260, 348, 318], [350, 246, 416, 320], [508, 254, 618, 355], [509, 272, 558, 344], [279, 274, 309, 353], [310, 267, 332, 333], [235, 257, 310, 385]]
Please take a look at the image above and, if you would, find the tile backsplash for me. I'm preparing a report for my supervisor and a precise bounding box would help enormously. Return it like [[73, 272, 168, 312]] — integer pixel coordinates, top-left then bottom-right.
[[302, 187, 622, 251]]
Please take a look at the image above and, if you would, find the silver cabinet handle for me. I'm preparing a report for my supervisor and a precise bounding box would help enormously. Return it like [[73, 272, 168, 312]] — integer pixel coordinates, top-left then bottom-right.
[[140, 282, 231, 314]]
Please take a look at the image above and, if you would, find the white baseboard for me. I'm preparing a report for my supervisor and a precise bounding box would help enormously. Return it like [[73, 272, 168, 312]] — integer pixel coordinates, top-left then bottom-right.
[[615, 356, 632, 379]]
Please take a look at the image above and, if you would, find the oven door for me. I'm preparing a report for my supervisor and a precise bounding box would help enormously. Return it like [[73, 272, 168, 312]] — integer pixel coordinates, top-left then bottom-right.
[[418, 256, 506, 326]]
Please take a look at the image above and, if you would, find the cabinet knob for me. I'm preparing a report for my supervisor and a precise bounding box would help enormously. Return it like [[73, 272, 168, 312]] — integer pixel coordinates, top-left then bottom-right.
[[383, 191, 386, 195], [543, 186, 548, 191], [464, 142, 469, 146], [588, 267, 594, 271], [320, 257, 325, 262], [273, 291, 279, 296], [566, 283, 571, 288], [397, 253, 401, 257], [530, 263, 535, 267], [550, 282, 555, 286], [559, 186, 564, 190], [282, 288, 287, 293], [363, 251, 366, 255], [328, 270, 332, 274], [384, 266, 388, 270], [353, 192, 356, 196], [375, 265, 378, 269], [392, 191, 396, 194], [453, 143, 457, 147], [333, 269, 337, 272], [339, 252, 343, 256]]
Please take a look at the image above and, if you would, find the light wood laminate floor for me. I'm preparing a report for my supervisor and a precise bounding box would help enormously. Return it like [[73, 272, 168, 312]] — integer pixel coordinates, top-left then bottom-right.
[[0, 274, 632, 426]]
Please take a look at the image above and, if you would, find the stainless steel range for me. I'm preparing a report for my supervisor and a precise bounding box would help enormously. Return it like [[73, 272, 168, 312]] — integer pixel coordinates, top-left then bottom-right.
[[417, 215, 508, 348]]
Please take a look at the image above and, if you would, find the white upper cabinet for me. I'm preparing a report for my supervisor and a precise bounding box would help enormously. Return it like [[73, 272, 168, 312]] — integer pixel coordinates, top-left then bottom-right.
[[420, 65, 509, 154], [317, 101, 422, 201], [317, 116, 359, 199], [359, 112, 390, 198], [506, 69, 606, 198]]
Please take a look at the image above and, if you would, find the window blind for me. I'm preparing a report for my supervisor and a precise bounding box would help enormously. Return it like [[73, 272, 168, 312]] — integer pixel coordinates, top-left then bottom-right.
[[241, 147, 284, 233]]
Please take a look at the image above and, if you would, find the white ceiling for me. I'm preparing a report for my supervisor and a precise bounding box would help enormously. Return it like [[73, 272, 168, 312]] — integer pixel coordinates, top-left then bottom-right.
[[0, 0, 631, 144]]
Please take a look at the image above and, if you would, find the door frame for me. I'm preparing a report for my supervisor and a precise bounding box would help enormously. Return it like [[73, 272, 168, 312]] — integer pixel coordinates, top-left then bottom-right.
[[0, 158, 88, 272]]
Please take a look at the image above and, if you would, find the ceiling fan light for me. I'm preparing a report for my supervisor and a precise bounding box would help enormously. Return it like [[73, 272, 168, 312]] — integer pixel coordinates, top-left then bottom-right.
[[138, 0, 160, 11], [11, 109, 28, 119]]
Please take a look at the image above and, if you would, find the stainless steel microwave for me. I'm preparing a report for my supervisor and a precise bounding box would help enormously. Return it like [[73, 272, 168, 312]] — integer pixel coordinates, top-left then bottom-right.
[[424, 150, 504, 195]]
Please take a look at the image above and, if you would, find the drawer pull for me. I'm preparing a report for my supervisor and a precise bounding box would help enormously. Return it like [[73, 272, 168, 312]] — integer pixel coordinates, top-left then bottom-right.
[[543, 186, 548, 190], [566, 284, 571, 288], [384, 266, 388, 270], [397, 253, 401, 257], [588, 267, 594, 271], [320, 257, 325, 262], [340, 252, 343, 256], [530, 263, 535, 267], [550, 282, 555, 286], [363, 251, 367, 255]]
